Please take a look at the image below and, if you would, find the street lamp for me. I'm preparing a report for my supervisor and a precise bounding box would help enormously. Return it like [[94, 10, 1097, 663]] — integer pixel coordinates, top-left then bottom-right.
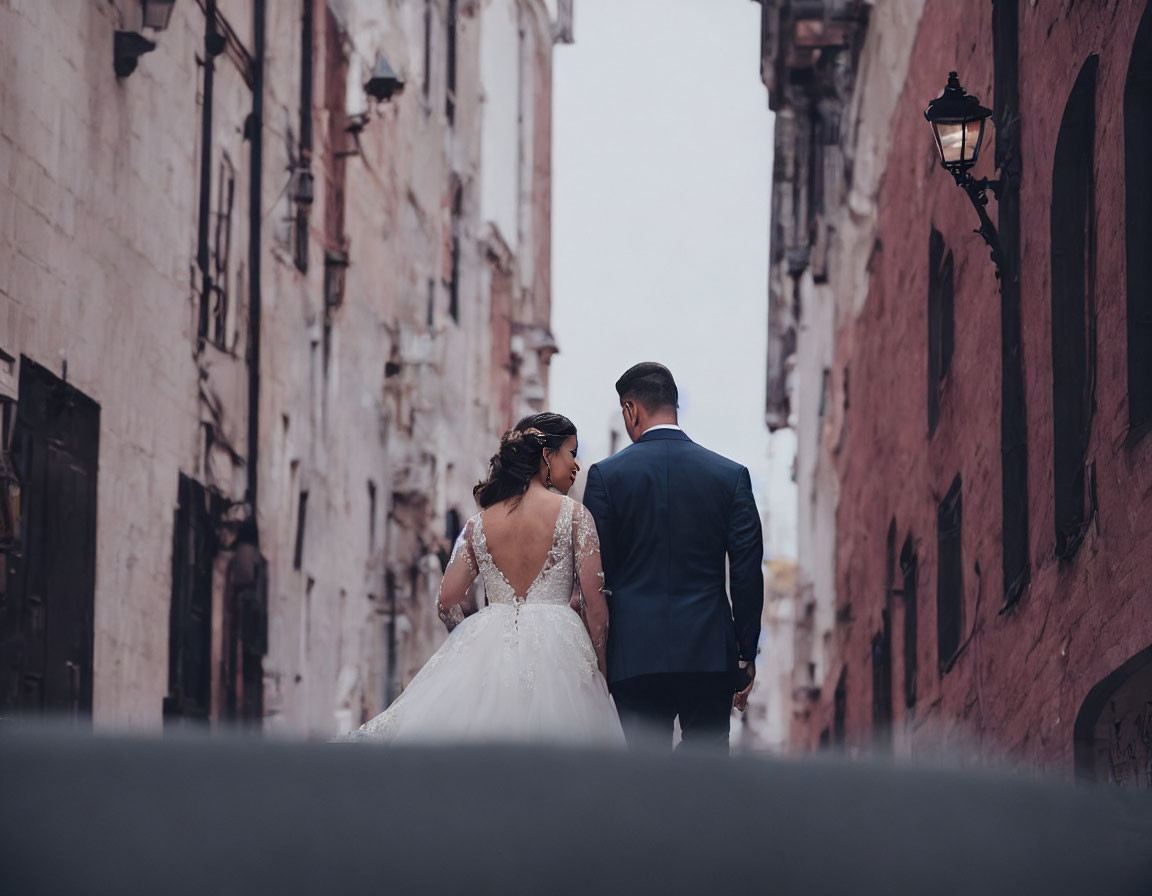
[[114, 31, 155, 78], [925, 71, 992, 174], [114, 1, 177, 78], [924, 71, 1004, 276], [364, 54, 405, 103]]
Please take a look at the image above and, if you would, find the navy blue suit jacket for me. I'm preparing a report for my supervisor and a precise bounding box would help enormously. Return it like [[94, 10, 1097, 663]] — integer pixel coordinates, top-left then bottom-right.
[[583, 429, 764, 685]]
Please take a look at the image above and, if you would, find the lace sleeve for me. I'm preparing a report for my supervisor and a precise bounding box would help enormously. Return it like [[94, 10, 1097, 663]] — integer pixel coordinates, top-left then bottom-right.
[[572, 503, 609, 676], [437, 517, 480, 632]]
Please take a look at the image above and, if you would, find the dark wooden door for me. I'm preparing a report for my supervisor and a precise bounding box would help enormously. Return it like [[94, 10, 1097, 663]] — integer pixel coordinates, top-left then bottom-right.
[[163, 474, 216, 725], [0, 359, 99, 721]]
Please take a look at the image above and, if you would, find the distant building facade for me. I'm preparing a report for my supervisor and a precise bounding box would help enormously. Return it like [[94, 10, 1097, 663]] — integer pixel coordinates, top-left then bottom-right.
[[756, 0, 1152, 783], [0, 0, 572, 738]]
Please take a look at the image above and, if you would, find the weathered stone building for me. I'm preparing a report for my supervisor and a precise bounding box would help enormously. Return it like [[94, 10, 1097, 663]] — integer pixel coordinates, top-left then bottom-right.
[[758, 0, 1152, 782], [0, 0, 571, 738]]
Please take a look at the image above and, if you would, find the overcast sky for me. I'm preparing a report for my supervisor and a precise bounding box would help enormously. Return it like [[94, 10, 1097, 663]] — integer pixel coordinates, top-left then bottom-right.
[[549, 0, 796, 558]]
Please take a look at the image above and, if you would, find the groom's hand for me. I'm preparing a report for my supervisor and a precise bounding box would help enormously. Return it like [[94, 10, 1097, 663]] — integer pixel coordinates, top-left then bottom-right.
[[733, 662, 756, 712]]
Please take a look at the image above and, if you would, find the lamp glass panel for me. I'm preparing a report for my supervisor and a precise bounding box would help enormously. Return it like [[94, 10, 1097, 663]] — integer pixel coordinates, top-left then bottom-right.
[[141, 0, 176, 30], [934, 117, 986, 167], [936, 122, 967, 164], [963, 118, 985, 164]]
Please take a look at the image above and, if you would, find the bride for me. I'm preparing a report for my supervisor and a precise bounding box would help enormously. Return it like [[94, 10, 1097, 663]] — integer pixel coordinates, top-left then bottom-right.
[[343, 413, 625, 745]]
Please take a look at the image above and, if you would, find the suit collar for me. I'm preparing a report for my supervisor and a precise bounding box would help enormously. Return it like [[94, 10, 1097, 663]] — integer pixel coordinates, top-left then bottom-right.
[[637, 428, 692, 444]]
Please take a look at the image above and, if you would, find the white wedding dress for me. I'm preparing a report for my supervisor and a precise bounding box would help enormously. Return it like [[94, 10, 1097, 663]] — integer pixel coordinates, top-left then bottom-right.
[[343, 496, 625, 745]]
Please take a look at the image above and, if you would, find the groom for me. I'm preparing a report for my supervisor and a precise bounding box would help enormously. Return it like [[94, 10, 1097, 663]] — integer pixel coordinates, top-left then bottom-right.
[[583, 363, 764, 752]]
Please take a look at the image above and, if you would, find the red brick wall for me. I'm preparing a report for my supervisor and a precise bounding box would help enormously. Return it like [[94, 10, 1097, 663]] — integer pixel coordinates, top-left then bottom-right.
[[809, 0, 1152, 773]]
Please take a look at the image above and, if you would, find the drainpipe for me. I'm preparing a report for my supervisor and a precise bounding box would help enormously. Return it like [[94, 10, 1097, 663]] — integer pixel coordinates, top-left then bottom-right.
[[246, 0, 266, 529], [196, 0, 218, 344], [300, 0, 313, 167]]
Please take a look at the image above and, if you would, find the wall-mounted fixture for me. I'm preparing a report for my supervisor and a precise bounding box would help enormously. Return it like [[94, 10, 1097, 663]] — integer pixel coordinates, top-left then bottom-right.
[[924, 71, 1003, 276], [114, 0, 177, 78], [365, 54, 404, 103], [291, 166, 315, 207], [140, 0, 177, 30], [324, 250, 350, 308]]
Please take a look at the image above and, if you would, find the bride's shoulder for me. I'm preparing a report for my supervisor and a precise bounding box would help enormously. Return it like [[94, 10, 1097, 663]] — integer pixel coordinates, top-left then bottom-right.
[[566, 497, 593, 520]]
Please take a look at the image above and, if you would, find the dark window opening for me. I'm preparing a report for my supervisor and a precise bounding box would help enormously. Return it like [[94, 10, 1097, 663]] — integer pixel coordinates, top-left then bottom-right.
[[368, 480, 377, 553], [427, 278, 435, 329], [423, 0, 433, 112], [1, 359, 99, 721], [817, 367, 831, 421], [449, 183, 462, 322], [832, 666, 847, 747], [993, 0, 1030, 608], [900, 535, 919, 708], [221, 521, 267, 727], [210, 154, 236, 348], [872, 620, 893, 750], [875, 519, 896, 748], [1125, 3, 1152, 440], [937, 475, 964, 672], [324, 249, 348, 308], [446, 0, 458, 124], [1051, 55, 1099, 561], [294, 204, 310, 273], [165, 474, 217, 725], [296, 0, 314, 274], [927, 226, 954, 436], [293, 490, 308, 571], [323, 5, 349, 300]]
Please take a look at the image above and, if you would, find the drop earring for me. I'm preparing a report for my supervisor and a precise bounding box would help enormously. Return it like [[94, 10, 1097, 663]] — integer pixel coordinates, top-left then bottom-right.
[[545, 461, 553, 489]]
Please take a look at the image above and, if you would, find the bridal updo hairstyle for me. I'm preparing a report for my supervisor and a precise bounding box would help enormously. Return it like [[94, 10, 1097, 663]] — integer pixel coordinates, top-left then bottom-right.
[[473, 412, 577, 508]]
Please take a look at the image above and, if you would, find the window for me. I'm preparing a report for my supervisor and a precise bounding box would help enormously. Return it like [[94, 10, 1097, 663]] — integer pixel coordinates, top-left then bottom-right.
[[936, 475, 963, 672], [449, 182, 462, 322], [900, 535, 919, 708], [1051, 55, 1098, 560], [323, 5, 348, 298], [874, 520, 897, 747], [993, 0, 1030, 607], [293, 490, 308, 571], [423, 0, 433, 113], [324, 249, 348, 308], [927, 227, 954, 436], [1125, 3, 1152, 439], [209, 155, 235, 348], [817, 367, 831, 421], [295, 0, 315, 273], [368, 480, 377, 553], [165, 475, 216, 723], [832, 667, 847, 747], [446, 0, 458, 124], [871, 626, 893, 749]]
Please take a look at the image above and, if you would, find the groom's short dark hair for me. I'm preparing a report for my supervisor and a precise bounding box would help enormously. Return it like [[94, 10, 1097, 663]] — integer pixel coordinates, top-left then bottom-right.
[[615, 362, 678, 411]]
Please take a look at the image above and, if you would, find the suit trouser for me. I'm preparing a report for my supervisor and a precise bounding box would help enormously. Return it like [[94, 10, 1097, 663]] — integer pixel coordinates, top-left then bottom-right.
[[611, 672, 733, 753]]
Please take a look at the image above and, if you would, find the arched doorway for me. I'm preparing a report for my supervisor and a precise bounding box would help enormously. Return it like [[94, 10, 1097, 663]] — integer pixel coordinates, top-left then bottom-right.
[[1073, 645, 1152, 788]]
